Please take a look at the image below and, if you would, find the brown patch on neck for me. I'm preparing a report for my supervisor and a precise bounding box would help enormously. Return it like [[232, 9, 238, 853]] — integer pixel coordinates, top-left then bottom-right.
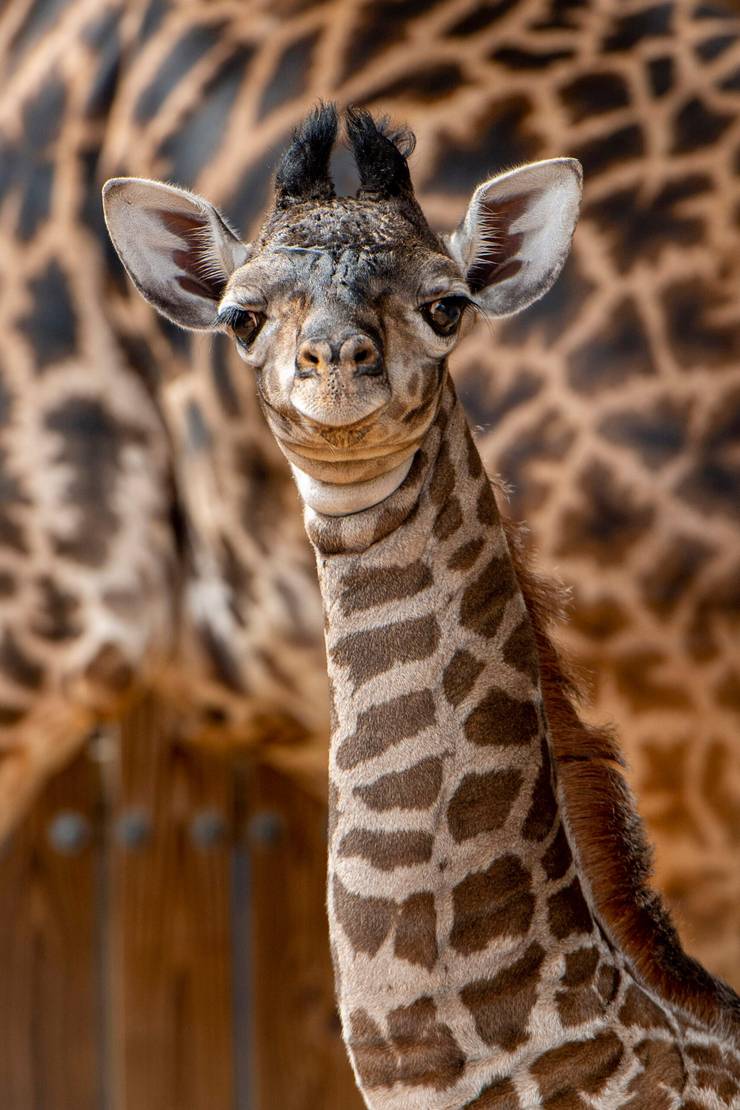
[[502, 517, 740, 1038]]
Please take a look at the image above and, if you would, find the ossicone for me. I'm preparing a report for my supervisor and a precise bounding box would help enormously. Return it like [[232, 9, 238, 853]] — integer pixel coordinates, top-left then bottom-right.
[[273, 104, 420, 208], [345, 106, 416, 200], [274, 101, 339, 207]]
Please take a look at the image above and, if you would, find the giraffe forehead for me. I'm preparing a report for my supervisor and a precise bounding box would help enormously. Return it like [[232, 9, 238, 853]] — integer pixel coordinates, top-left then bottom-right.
[[230, 244, 392, 309], [234, 225, 458, 308], [261, 197, 433, 254], [242, 196, 459, 306]]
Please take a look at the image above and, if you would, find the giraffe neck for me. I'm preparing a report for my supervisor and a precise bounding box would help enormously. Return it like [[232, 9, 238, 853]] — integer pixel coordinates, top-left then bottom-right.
[[307, 379, 628, 1106]]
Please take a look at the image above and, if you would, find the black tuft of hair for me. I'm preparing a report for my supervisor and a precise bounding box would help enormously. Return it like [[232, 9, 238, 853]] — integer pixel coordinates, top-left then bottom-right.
[[345, 106, 416, 200], [275, 102, 338, 206]]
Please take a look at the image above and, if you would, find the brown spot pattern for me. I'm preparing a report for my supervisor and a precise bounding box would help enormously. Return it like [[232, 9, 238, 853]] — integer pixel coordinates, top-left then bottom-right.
[[464, 1076, 521, 1108], [448, 536, 484, 570], [460, 942, 545, 1050], [336, 689, 436, 769], [532, 1032, 624, 1103], [451, 854, 534, 954], [349, 1008, 397, 1088], [624, 1038, 686, 1104], [556, 983, 603, 1028], [354, 756, 443, 811], [685, 1043, 739, 1101], [339, 560, 432, 613], [0, 631, 44, 690], [465, 687, 539, 747], [465, 428, 483, 479], [443, 648, 485, 707], [618, 984, 671, 1030], [460, 556, 517, 639], [596, 964, 621, 1004], [522, 736, 558, 840], [502, 617, 539, 683], [395, 892, 438, 970], [547, 877, 593, 939], [338, 828, 433, 871], [331, 613, 440, 687], [386, 997, 466, 1090], [333, 875, 395, 956], [31, 576, 81, 641], [542, 823, 573, 880], [350, 998, 465, 1091], [477, 482, 499, 525], [430, 439, 455, 504], [446, 769, 523, 843], [556, 947, 603, 1028], [434, 494, 463, 539]]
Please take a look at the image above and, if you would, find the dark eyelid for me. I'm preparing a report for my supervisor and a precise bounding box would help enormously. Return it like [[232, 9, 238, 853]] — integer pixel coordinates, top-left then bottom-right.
[[417, 291, 471, 309], [418, 295, 472, 314], [216, 305, 258, 329]]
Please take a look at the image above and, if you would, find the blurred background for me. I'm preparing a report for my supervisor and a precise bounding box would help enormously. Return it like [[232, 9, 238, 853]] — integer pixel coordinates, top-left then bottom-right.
[[0, 0, 738, 1107]]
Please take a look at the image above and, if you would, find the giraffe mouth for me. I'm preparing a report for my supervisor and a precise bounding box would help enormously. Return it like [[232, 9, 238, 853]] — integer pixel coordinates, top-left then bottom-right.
[[289, 386, 391, 433], [260, 384, 437, 497]]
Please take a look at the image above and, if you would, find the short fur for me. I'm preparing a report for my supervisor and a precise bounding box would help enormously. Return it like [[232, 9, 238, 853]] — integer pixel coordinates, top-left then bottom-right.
[[504, 514, 740, 1034]]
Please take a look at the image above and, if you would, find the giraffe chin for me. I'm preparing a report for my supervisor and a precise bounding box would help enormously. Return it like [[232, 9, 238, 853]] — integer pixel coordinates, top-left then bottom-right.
[[290, 457, 414, 516]]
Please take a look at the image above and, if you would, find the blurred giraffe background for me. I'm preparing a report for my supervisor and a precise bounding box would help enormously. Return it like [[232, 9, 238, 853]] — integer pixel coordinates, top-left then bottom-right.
[[0, 0, 738, 1104]]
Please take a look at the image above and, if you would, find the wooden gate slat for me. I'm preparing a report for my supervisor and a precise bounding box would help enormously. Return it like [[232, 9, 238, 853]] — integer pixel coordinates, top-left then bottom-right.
[[0, 708, 364, 1109], [248, 764, 363, 1110], [0, 745, 103, 1110], [112, 695, 236, 1110]]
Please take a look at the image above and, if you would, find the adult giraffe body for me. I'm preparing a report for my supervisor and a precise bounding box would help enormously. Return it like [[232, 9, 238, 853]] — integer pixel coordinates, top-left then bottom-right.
[[105, 106, 739, 1108]]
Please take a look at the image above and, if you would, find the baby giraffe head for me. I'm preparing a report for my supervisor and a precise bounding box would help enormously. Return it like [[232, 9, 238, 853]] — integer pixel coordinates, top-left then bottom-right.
[[103, 104, 581, 514]]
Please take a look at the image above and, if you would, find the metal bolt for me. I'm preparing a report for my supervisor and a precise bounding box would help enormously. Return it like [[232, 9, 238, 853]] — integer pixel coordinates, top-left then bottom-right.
[[248, 810, 285, 847], [86, 725, 118, 764], [48, 811, 91, 855], [190, 809, 227, 850], [115, 809, 152, 850]]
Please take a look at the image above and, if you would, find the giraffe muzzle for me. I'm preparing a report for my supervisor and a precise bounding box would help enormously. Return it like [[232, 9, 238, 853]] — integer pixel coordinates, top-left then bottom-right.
[[290, 332, 390, 427]]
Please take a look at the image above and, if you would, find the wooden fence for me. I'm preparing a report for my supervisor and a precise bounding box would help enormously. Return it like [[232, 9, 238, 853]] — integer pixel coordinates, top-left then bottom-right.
[[0, 694, 363, 1110]]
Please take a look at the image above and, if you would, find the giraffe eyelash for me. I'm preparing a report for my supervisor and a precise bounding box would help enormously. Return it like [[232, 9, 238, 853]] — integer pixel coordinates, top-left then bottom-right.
[[216, 304, 266, 348], [216, 305, 252, 330]]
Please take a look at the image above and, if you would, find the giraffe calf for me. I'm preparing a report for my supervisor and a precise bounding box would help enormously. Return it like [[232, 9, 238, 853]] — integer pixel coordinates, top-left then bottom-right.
[[104, 105, 739, 1109]]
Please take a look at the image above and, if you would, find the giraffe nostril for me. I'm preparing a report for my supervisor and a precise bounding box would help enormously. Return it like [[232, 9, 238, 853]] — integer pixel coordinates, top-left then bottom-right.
[[341, 335, 383, 378], [354, 347, 383, 377], [296, 341, 328, 378]]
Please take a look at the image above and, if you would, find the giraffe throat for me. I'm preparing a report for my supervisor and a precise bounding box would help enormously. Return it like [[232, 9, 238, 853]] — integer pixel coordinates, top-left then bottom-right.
[[290, 456, 415, 516]]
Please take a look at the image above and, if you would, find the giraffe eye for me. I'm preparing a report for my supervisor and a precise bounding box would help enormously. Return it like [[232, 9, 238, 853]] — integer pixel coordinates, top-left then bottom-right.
[[217, 305, 265, 347], [421, 296, 468, 337]]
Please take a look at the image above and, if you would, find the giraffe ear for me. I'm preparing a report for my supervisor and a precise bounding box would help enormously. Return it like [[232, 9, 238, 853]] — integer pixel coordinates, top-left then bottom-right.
[[102, 178, 250, 329], [447, 158, 582, 318]]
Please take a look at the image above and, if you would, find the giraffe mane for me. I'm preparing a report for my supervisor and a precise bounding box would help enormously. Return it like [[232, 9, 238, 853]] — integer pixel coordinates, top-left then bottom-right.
[[502, 515, 740, 1038]]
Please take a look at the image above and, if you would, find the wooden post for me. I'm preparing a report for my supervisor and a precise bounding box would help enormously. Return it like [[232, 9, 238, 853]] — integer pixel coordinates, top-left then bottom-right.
[[0, 744, 103, 1110], [110, 695, 237, 1110]]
